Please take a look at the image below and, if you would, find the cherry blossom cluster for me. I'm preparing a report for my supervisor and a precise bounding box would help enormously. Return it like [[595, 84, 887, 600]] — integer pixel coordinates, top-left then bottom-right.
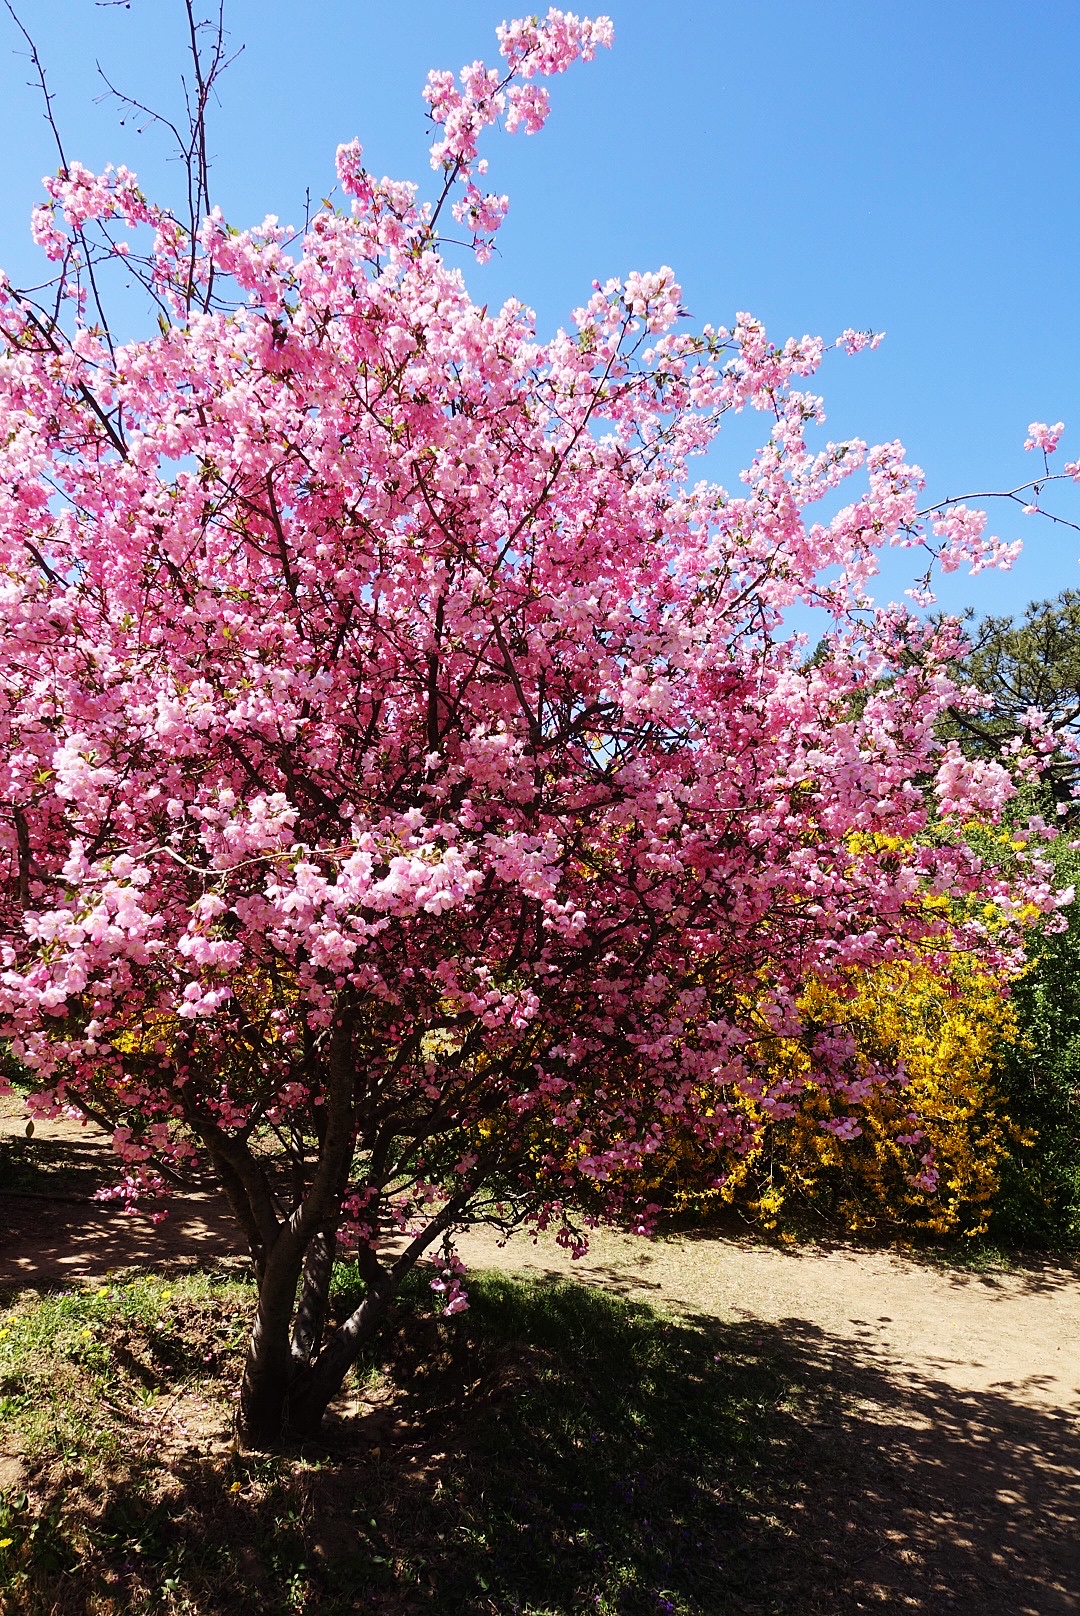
[[1016, 419, 1080, 503], [429, 1248, 470, 1316], [0, 11, 1063, 1275], [421, 7, 612, 258]]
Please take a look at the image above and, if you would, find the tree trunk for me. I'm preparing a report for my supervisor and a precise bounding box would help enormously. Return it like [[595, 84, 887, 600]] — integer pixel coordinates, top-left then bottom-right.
[[237, 1248, 394, 1445], [290, 1227, 337, 1367], [285, 1280, 394, 1436], [238, 1250, 306, 1447], [283, 1188, 474, 1438], [235, 1163, 475, 1446], [235, 1008, 360, 1446]]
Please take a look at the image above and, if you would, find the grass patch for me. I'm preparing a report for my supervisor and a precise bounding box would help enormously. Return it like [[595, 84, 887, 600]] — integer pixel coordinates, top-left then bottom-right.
[[0, 1268, 252, 1470], [0, 1264, 828, 1615]]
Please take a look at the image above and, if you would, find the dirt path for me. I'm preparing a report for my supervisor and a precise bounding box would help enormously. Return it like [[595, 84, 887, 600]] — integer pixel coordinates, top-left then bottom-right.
[[460, 1223, 1080, 1412], [458, 1225, 1080, 1615], [0, 1111, 244, 1285], [2, 1107, 1078, 1613]]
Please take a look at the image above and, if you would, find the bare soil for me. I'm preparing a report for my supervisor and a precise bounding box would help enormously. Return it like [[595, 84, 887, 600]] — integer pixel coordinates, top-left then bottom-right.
[[1, 1099, 1078, 1614], [0, 1108, 244, 1284]]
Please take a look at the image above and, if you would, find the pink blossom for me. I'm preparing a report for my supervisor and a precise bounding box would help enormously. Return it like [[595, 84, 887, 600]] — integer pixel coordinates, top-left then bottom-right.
[[838, 328, 885, 355], [1024, 420, 1064, 454]]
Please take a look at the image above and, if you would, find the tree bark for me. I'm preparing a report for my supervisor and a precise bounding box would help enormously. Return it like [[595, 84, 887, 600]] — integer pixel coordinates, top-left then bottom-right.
[[232, 998, 478, 1446], [237, 1007, 360, 1446], [238, 1232, 309, 1446], [284, 1188, 473, 1438], [290, 1226, 337, 1367], [284, 1270, 394, 1437]]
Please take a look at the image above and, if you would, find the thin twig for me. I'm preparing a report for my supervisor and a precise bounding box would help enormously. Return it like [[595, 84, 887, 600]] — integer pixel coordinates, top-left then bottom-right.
[[920, 475, 1080, 536], [1, 0, 67, 167]]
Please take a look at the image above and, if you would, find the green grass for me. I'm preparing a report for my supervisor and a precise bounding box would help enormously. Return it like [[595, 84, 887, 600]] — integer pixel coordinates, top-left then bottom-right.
[[0, 1265, 825, 1616], [0, 1270, 250, 1466]]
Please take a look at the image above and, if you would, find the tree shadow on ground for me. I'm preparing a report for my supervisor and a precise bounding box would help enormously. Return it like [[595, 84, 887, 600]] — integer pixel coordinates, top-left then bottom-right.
[[4, 1273, 1076, 1616], [0, 1191, 245, 1292], [355, 1277, 1079, 1616], [0, 1132, 108, 1200], [758, 1314, 1080, 1615], [928, 1255, 1080, 1298], [0, 1108, 246, 1291]]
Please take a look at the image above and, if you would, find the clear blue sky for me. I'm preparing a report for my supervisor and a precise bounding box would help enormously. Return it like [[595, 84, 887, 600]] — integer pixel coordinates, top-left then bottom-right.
[[1, 0, 1077, 625]]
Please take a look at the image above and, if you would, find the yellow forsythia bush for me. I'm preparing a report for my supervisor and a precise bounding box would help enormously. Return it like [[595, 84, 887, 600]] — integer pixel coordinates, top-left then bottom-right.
[[663, 958, 1025, 1238]]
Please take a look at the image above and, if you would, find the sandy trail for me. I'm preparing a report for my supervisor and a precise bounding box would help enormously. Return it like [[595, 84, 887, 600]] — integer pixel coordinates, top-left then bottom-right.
[[457, 1224, 1080, 1615], [459, 1223, 1080, 1412], [0, 1111, 245, 1285], [7, 1105, 1075, 1415]]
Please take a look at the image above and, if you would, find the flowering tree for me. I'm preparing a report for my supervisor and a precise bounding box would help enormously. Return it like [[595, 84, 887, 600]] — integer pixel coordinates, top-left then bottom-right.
[[0, 8, 1058, 1444], [941, 590, 1080, 807]]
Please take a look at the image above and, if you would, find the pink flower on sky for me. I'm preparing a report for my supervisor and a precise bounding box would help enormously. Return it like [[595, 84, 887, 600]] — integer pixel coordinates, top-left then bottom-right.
[[1024, 419, 1064, 454]]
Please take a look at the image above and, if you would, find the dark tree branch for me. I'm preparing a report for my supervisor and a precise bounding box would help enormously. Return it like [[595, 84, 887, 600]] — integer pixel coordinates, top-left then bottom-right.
[[2, 0, 68, 167]]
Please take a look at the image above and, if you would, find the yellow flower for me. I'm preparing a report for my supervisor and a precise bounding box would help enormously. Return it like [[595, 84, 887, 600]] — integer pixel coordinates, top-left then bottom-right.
[[642, 946, 1024, 1238]]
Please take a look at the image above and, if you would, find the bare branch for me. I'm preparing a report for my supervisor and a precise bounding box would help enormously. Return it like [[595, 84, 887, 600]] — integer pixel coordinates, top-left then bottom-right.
[[920, 475, 1080, 537], [92, 2, 242, 313], [95, 60, 188, 151], [1, 0, 68, 168]]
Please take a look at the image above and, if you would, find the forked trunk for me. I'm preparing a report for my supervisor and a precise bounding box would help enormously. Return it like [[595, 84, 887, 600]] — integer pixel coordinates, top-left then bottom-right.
[[237, 1204, 474, 1444], [238, 1254, 395, 1447], [285, 1281, 394, 1436]]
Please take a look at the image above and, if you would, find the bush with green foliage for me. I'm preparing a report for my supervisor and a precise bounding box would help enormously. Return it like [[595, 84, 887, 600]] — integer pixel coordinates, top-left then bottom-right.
[[939, 593, 1080, 1247], [992, 831, 1080, 1247]]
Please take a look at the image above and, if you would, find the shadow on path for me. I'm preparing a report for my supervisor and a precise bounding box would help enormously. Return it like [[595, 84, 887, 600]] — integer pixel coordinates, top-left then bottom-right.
[[6, 1271, 1076, 1616], [0, 1108, 244, 1290], [0, 1190, 244, 1290], [742, 1312, 1080, 1615], [0, 1108, 1075, 1615]]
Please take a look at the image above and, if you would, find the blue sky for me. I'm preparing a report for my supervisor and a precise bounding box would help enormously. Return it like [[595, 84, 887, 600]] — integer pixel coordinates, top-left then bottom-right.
[[1, 0, 1077, 626]]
